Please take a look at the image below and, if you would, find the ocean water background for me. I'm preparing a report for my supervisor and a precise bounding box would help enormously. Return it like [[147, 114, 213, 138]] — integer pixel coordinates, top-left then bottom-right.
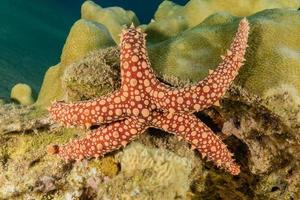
[[0, 0, 188, 100]]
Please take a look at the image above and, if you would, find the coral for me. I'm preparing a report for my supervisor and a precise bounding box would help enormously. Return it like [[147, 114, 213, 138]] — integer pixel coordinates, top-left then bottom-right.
[[60, 19, 115, 66], [63, 47, 120, 102], [89, 156, 119, 177], [148, 9, 300, 90], [35, 21, 115, 107], [146, 0, 300, 42], [81, 0, 140, 43], [236, 10, 300, 96], [10, 83, 35, 105], [35, 64, 64, 108], [37, 1, 300, 109], [97, 142, 193, 200]]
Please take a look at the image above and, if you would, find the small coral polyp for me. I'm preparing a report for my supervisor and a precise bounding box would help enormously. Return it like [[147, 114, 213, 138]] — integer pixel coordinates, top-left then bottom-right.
[[48, 18, 249, 175]]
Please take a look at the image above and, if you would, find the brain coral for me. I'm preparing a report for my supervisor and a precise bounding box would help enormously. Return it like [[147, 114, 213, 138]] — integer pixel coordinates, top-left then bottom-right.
[[101, 142, 193, 200]]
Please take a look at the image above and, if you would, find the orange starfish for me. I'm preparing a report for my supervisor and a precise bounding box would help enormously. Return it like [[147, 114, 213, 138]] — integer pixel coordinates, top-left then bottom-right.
[[48, 18, 249, 175]]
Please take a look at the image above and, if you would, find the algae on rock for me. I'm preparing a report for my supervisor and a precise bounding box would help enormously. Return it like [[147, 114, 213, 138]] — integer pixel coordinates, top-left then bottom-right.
[[63, 47, 120, 102], [220, 84, 300, 199]]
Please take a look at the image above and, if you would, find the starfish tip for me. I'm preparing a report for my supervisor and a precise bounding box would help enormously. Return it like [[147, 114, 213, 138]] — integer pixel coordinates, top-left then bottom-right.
[[47, 145, 59, 155], [130, 22, 135, 28]]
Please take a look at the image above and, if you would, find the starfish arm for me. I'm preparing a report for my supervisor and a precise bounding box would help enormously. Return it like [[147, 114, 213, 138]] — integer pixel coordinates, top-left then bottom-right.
[[154, 18, 249, 113], [150, 112, 240, 175], [119, 26, 159, 90], [48, 116, 147, 161], [48, 90, 128, 128]]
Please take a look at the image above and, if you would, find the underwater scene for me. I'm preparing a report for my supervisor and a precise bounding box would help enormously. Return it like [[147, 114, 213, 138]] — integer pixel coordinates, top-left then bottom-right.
[[1, 0, 300, 199]]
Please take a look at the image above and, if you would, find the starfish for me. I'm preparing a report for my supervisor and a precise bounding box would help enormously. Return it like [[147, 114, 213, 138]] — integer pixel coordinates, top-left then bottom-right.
[[48, 18, 249, 175]]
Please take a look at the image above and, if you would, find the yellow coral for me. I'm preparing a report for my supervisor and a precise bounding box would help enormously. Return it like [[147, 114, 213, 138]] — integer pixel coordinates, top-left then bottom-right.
[[89, 156, 119, 177], [60, 19, 114, 66], [118, 142, 192, 199], [10, 83, 34, 105], [81, 1, 139, 43]]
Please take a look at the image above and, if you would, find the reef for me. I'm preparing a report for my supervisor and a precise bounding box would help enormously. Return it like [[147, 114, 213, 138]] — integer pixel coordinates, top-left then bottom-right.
[[1, 0, 300, 199]]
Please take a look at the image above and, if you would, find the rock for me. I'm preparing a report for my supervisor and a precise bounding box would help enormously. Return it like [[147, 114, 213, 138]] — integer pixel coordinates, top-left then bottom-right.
[[219, 84, 300, 199], [10, 83, 34, 105]]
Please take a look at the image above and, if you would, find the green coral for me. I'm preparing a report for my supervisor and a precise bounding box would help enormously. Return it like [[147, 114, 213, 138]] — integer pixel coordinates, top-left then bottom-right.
[[36, 1, 139, 108], [10, 83, 35, 105], [36, 19, 115, 108], [37, 1, 300, 109], [60, 19, 115, 66], [81, 0, 140, 43], [146, 0, 300, 42], [36, 3, 128, 108], [35, 64, 63, 108], [63, 5, 300, 102], [148, 9, 300, 95]]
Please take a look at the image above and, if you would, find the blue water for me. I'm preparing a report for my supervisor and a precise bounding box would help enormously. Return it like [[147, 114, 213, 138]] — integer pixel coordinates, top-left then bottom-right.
[[0, 0, 188, 100]]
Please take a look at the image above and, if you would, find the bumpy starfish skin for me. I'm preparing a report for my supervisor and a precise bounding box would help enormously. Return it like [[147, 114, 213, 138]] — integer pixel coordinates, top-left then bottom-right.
[[48, 18, 249, 175], [51, 116, 148, 160], [150, 112, 240, 175], [153, 19, 249, 113]]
